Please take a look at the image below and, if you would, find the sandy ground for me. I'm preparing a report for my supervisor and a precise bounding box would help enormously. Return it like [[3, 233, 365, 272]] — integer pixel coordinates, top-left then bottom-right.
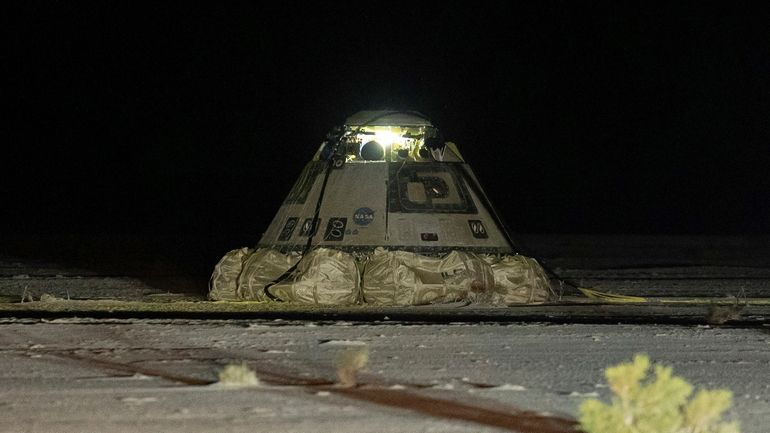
[[1, 234, 769, 432], [0, 319, 768, 433]]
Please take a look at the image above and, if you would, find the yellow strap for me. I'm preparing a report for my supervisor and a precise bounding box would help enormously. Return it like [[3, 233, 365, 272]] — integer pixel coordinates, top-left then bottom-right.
[[578, 288, 648, 303], [210, 300, 268, 305]]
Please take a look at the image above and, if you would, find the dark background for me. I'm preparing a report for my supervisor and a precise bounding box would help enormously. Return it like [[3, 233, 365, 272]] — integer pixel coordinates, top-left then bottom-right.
[[5, 3, 769, 255]]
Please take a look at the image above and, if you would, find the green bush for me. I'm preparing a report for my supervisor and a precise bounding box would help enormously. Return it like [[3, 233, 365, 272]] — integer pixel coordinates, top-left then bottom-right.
[[579, 354, 739, 433]]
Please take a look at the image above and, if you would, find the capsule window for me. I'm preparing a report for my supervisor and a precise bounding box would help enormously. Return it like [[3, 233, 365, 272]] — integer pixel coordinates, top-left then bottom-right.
[[388, 163, 477, 214]]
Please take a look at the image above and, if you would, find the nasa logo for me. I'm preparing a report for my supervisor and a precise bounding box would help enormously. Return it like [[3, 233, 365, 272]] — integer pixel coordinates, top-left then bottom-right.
[[468, 220, 488, 239], [353, 207, 375, 226]]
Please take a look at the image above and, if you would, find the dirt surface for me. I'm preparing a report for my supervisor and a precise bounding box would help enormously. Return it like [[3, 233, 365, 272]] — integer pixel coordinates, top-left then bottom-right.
[[0, 319, 767, 433]]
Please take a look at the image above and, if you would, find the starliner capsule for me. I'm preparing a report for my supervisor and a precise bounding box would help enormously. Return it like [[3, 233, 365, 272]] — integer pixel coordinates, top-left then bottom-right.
[[210, 110, 552, 306], [259, 110, 514, 254]]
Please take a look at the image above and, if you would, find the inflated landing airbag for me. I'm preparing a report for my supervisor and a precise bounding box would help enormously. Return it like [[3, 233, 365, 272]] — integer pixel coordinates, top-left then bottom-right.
[[208, 247, 553, 305]]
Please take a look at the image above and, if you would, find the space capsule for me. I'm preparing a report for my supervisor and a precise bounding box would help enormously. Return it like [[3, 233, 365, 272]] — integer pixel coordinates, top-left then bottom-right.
[[258, 110, 515, 254], [209, 111, 552, 305]]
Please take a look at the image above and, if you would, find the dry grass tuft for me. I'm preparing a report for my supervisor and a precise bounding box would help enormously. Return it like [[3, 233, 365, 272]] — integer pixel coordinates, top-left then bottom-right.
[[39, 293, 64, 303], [336, 347, 369, 387], [217, 362, 260, 387], [705, 299, 746, 325]]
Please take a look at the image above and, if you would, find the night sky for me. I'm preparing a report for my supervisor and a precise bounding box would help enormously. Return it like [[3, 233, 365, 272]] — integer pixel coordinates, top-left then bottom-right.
[[6, 3, 770, 240]]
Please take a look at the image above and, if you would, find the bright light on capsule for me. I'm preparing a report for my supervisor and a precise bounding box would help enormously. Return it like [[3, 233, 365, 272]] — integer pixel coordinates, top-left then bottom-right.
[[373, 130, 399, 147]]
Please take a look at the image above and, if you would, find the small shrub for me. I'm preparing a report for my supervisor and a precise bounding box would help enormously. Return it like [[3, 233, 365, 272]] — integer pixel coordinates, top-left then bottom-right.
[[217, 362, 260, 387], [579, 354, 739, 433], [336, 347, 369, 387]]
